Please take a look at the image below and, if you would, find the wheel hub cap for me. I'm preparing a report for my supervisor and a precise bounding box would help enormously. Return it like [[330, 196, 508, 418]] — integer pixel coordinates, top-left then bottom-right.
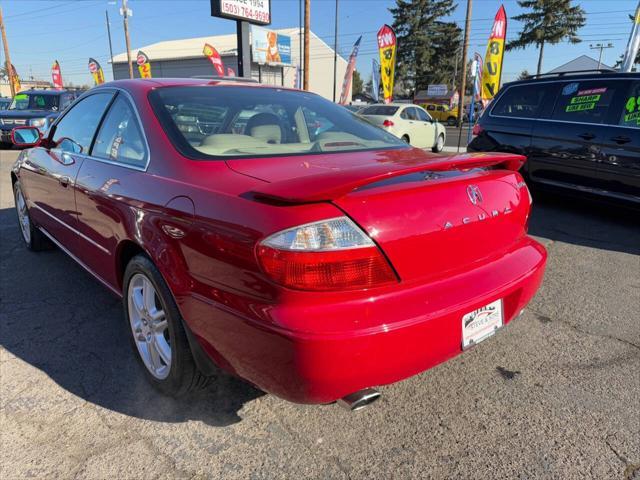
[[127, 273, 171, 379]]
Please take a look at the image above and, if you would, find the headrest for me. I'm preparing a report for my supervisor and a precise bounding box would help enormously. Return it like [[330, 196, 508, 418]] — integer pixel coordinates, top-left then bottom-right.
[[246, 112, 282, 144], [250, 124, 281, 144]]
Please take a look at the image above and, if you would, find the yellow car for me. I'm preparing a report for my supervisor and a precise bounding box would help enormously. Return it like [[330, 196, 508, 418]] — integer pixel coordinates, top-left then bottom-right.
[[421, 103, 459, 126]]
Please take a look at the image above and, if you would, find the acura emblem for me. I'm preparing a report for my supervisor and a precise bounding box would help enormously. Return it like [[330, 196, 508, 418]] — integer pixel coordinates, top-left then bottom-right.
[[467, 185, 483, 205]]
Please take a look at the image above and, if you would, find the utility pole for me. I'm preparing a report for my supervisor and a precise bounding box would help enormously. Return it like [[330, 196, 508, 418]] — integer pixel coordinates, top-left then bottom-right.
[[121, 0, 133, 79], [590, 43, 613, 69], [303, 0, 310, 90], [332, 0, 338, 102], [105, 10, 115, 80], [0, 7, 16, 97], [299, 0, 302, 82], [456, 0, 472, 150]]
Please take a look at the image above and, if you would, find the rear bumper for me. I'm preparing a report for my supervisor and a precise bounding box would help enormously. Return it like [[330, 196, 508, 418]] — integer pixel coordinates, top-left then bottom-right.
[[184, 237, 546, 404]]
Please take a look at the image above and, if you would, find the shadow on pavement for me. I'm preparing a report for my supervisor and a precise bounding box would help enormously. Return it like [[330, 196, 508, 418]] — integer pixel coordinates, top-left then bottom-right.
[[0, 207, 263, 427], [528, 190, 640, 256]]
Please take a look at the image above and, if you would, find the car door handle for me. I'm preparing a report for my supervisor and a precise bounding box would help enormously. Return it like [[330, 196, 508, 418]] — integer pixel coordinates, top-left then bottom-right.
[[610, 135, 631, 144], [59, 175, 71, 188], [578, 132, 596, 141]]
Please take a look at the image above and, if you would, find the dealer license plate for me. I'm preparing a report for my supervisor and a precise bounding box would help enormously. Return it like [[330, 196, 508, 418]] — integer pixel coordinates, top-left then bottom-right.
[[461, 299, 503, 349]]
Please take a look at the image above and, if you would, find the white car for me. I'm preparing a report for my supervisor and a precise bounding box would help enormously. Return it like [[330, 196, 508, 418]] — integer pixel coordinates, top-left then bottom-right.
[[358, 103, 446, 152]]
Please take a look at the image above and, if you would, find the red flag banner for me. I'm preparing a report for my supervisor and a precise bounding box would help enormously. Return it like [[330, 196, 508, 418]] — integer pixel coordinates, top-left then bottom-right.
[[203, 43, 225, 77], [51, 60, 63, 90], [339, 36, 362, 105]]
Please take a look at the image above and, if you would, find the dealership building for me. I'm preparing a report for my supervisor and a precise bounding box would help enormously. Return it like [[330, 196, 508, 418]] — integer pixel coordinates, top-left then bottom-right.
[[112, 28, 349, 101]]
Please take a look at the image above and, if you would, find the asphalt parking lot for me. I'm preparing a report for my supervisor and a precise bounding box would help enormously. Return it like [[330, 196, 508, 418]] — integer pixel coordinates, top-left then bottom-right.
[[1, 149, 639, 479]]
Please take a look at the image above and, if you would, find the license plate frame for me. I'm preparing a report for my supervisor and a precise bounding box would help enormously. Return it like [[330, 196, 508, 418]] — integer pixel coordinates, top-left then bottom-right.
[[461, 299, 504, 350]]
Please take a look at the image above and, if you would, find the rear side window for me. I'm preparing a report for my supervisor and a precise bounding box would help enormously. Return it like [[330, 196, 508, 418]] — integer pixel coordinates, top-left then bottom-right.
[[92, 96, 147, 168], [620, 80, 640, 128], [551, 81, 618, 124], [360, 105, 399, 116], [491, 84, 547, 118]]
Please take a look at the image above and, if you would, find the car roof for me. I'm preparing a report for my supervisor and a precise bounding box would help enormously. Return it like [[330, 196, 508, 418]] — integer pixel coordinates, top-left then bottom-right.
[[94, 78, 303, 95], [16, 89, 68, 95], [503, 70, 639, 89]]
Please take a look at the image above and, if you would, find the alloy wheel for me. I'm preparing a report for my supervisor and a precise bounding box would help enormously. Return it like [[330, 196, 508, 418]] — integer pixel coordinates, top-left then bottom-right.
[[14, 185, 31, 244], [127, 273, 171, 379]]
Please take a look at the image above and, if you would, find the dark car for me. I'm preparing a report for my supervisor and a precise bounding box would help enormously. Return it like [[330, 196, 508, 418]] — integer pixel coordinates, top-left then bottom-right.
[[0, 89, 75, 148], [0, 97, 11, 110], [468, 71, 640, 205]]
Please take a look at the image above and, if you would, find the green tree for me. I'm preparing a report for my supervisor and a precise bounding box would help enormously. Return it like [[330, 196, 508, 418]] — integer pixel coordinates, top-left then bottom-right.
[[390, 0, 460, 95], [507, 0, 586, 75], [518, 69, 531, 80], [352, 70, 364, 96]]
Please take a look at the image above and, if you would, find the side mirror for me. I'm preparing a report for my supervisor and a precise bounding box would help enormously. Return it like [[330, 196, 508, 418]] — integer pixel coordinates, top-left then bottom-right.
[[11, 126, 42, 147]]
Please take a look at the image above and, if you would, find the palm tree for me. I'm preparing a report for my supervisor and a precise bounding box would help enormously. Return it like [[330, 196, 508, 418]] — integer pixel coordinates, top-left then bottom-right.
[[507, 0, 586, 75]]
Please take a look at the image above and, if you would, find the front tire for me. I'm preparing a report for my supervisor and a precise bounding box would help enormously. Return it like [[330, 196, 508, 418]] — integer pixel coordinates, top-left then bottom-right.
[[123, 255, 209, 396], [13, 181, 52, 251], [432, 134, 445, 153], [401, 135, 410, 144]]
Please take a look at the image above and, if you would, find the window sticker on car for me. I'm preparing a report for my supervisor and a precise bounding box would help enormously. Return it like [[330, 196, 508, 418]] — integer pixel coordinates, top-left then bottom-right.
[[623, 95, 640, 125], [14, 94, 27, 100], [562, 82, 579, 95], [565, 92, 603, 112], [577, 87, 607, 96]]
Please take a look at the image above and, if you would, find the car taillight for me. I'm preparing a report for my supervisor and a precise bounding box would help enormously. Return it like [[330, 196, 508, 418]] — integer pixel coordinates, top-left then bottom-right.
[[472, 124, 484, 136], [382, 119, 394, 127], [256, 217, 397, 291]]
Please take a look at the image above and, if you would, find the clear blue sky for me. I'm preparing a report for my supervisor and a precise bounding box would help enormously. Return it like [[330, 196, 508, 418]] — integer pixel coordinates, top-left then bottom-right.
[[1, 0, 637, 87]]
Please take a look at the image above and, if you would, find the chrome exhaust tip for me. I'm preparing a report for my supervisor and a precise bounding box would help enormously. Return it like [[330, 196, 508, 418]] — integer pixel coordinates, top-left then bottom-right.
[[337, 388, 381, 411]]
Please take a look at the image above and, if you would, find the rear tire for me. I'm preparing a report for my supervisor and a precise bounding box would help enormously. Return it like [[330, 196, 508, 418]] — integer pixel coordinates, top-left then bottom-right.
[[123, 255, 210, 396], [401, 135, 410, 144], [432, 134, 445, 153], [13, 181, 53, 251]]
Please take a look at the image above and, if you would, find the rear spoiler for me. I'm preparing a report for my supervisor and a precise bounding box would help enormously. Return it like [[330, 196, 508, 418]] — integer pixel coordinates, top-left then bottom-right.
[[251, 152, 526, 203]]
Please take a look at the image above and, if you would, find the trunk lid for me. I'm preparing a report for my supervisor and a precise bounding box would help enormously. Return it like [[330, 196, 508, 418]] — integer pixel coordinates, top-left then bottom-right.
[[230, 149, 530, 282]]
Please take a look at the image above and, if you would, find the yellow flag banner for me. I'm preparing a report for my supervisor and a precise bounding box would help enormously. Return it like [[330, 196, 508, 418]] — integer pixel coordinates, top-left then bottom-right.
[[481, 5, 507, 104], [136, 50, 152, 79], [377, 24, 397, 104], [10, 64, 21, 94], [88, 58, 105, 85]]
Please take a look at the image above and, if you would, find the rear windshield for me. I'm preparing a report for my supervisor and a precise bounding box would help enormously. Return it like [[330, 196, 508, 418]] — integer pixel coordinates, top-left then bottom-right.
[[9, 93, 59, 111], [148, 86, 405, 159], [360, 105, 399, 116]]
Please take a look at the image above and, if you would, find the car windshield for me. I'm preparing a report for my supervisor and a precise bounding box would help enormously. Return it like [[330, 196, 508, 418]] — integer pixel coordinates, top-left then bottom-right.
[[360, 105, 399, 116], [9, 93, 59, 111], [149, 86, 405, 158]]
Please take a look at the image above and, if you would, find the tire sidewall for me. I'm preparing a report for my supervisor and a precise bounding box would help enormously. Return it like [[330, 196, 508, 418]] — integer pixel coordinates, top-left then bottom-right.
[[13, 181, 33, 248], [122, 255, 192, 396]]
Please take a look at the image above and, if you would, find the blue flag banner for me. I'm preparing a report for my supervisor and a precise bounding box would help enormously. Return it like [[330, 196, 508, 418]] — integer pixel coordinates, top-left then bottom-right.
[[371, 58, 380, 102]]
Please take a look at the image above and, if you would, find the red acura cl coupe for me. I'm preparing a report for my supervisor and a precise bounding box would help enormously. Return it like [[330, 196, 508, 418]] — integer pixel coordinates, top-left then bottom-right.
[[10, 78, 546, 410]]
